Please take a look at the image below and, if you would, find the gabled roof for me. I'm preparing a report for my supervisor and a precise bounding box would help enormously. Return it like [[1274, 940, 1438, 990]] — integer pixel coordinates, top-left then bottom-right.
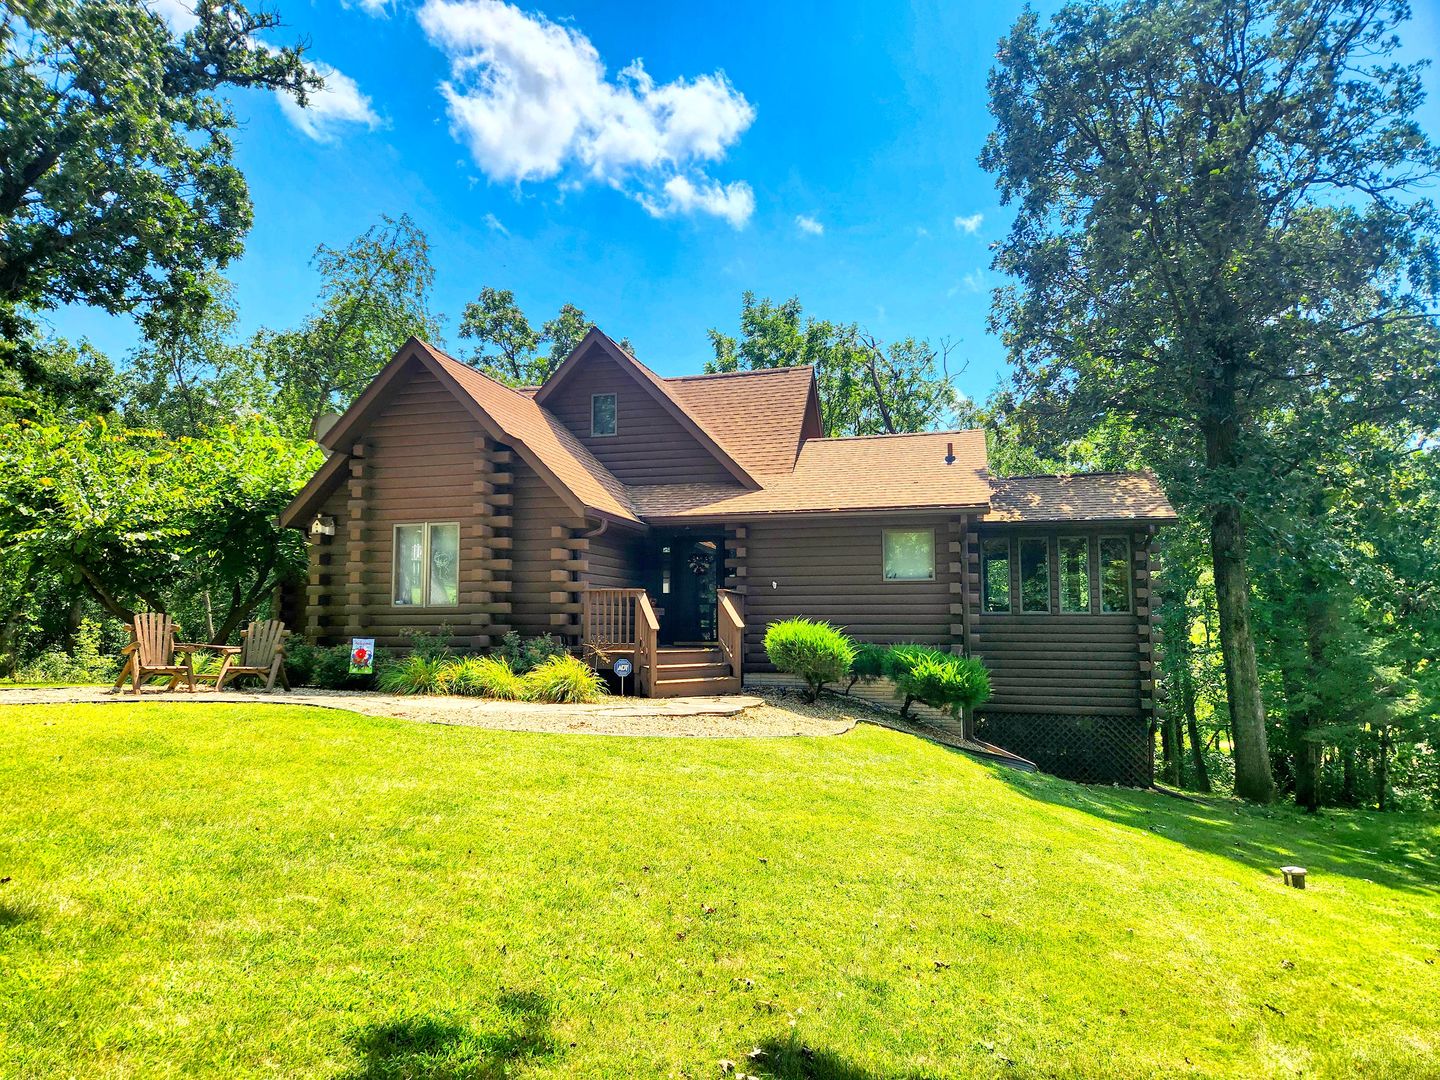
[[535, 328, 761, 489], [628, 430, 992, 520], [985, 472, 1177, 524], [280, 338, 640, 529], [665, 366, 818, 478]]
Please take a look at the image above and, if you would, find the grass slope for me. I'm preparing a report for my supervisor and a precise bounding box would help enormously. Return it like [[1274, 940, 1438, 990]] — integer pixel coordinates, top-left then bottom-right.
[[1, 703, 1436, 1079]]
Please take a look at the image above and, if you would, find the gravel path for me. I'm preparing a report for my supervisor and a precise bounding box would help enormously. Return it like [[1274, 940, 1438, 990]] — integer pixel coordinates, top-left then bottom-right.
[[0, 685, 858, 738]]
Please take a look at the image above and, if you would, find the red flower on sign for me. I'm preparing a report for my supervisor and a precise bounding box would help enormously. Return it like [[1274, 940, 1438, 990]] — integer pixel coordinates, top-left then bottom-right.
[[353, 647, 369, 663]]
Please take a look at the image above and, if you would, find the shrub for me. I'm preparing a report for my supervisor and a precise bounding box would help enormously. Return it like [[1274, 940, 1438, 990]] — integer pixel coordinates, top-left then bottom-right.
[[882, 644, 958, 716], [846, 642, 890, 695], [763, 618, 856, 702], [12, 619, 115, 684], [495, 630, 568, 674], [523, 654, 607, 704], [891, 650, 991, 721], [377, 653, 451, 695], [285, 642, 383, 690], [446, 655, 528, 700]]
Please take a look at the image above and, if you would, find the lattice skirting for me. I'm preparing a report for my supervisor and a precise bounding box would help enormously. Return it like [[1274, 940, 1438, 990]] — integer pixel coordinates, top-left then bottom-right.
[[975, 712, 1153, 787]]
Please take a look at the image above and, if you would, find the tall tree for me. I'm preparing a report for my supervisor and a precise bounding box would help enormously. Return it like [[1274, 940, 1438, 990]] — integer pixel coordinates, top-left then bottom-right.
[[457, 290, 610, 386], [260, 214, 441, 435], [0, 0, 319, 390], [982, 0, 1440, 800], [707, 292, 965, 436]]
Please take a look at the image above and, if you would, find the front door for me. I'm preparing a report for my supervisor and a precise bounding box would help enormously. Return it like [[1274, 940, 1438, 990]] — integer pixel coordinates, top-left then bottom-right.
[[656, 534, 721, 644]]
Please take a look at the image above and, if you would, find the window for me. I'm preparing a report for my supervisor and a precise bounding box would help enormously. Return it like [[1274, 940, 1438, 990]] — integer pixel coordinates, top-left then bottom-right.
[[1019, 537, 1050, 613], [393, 523, 459, 606], [982, 538, 1011, 613], [883, 529, 935, 581], [591, 393, 617, 436], [1100, 536, 1132, 613], [1059, 537, 1090, 614]]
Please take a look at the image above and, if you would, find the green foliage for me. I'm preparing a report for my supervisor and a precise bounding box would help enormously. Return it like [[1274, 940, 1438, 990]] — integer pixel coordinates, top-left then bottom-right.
[[494, 631, 568, 675], [707, 292, 966, 436], [377, 654, 452, 696], [458, 288, 595, 386], [521, 654, 607, 704], [283, 642, 380, 690], [0, 415, 322, 643], [763, 618, 857, 702], [11, 619, 114, 684], [446, 655, 528, 700], [0, 0, 317, 393], [893, 653, 991, 720], [846, 642, 890, 694], [261, 214, 441, 435], [982, 0, 1440, 802]]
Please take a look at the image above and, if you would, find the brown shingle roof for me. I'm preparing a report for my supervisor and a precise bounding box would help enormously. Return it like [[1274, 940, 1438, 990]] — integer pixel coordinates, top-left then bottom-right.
[[629, 429, 991, 519], [417, 342, 641, 524], [985, 472, 1176, 523], [665, 367, 815, 478]]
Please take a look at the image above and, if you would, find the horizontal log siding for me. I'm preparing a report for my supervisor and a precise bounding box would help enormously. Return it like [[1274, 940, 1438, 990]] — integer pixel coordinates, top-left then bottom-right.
[[586, 528, 645, 589], [508, 458, 586, 640], [742, 515, 958, 669], [971, 525, 1145, 716], [301, 368, 515, 650], [543, 353, 735, 484]]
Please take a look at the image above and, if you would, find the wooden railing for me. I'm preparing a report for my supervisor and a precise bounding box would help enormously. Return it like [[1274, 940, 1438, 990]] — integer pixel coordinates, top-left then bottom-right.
[[581, 587, 658, 696], [717, 588, 745, 679]]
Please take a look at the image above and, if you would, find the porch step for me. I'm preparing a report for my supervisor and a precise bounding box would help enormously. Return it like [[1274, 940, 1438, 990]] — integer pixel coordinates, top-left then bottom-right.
[[650, 674, 743, 698], [657, 645, 725, 665]]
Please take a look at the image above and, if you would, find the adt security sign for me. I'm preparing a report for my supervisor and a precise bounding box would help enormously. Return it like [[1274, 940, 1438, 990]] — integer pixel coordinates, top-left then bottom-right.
[[613, 657, 633, 695]]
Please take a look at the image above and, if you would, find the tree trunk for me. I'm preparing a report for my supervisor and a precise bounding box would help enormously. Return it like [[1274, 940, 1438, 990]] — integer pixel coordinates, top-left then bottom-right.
[[1160, 710, 1182, 785], [1376, 726, 1391, 812], [1184, 671, 1212, 793], [1209, 501, 1275, 802], [1341, 746, 1357, 806]]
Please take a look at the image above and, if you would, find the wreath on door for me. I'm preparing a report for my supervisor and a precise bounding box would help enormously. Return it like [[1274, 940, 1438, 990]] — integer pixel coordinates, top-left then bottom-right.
[[688, 551, 713, 576]]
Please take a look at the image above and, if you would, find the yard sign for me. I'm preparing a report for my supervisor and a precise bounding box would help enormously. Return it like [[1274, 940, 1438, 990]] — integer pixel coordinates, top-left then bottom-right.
[[349, 638, 375, 675]]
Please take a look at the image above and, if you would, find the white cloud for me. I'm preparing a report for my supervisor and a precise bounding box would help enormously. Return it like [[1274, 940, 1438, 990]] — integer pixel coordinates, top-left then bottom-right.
[[417, 0, 756, 225], [347, 0, 392, 15], [483, 211, 509, 235], [915, 226, 930, 238], [948, 269, 986, 297], [278, 61, 382, 142], [639, 175, 754, 229], [795, 214, 823, 236], [147, 0, 199, 32], [954, 212, 984, 235]]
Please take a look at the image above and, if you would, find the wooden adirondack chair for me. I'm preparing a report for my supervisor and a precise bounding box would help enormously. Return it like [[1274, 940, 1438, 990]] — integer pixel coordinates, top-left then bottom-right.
[[111, 613, 199, 695], [205, 619, 291, 692]]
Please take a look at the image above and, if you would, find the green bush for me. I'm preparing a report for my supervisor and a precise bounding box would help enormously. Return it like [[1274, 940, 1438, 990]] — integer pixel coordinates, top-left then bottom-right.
[[284, 642, 382, 690], [890, 650, 990, 720], [13, 619, 115, 684], [377, 653, 451, 695], [523, 654, 607, 704], [446, 655, 528, 700], [495, 630, 569, 674], [846, 642, 891, 694], [763, 618, 857, 702]]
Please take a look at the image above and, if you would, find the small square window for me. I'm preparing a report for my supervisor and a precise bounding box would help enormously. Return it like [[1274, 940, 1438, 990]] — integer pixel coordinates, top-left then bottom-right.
[[591, 393, 617, 436], [883, 529, 934, 581]]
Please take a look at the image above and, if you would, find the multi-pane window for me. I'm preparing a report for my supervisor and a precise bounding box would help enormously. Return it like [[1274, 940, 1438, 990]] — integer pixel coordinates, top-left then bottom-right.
[[883, 529, 935, 581], [1100, 537, 1132, 613], [591, 393, 618, 436], [1019, 537, 1051, 613], [982, 538, 1011, 612], [393, 523, 460, 607], [1058, 537, 1090, 613]]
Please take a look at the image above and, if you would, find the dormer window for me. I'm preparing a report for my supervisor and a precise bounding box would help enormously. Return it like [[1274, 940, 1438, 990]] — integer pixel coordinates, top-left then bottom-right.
[[591, 393, 617, 436]]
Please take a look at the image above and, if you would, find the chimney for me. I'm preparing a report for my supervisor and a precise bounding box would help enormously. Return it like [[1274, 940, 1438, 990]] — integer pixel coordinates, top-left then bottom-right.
[[944, 441, 955, 465]]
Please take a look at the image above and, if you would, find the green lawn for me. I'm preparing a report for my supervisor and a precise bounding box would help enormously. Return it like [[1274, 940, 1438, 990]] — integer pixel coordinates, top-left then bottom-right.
[[1, 704, 1436, 1079]]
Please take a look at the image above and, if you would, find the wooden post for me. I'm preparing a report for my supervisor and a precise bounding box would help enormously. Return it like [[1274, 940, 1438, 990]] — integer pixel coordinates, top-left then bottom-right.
[[1281, 866, 1307, 889]]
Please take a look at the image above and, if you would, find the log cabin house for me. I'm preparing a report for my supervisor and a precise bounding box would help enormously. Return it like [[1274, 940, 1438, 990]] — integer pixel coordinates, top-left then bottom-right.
[[280, 329, 1176, 782]]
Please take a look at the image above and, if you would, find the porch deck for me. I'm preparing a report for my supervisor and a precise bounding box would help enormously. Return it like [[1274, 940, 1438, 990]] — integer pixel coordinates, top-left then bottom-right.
[[580, 586, 745, 697]]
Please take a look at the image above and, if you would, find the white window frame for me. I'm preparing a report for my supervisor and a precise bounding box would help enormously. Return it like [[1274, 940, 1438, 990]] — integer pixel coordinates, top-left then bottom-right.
[[1099, 535, 1133, 614], [881, 528, 936, 582], [591, 392, 618, 437], [1018, 535, 1052, 615], [392, 522, 461, 608], [1057, 535, 1092, 615]]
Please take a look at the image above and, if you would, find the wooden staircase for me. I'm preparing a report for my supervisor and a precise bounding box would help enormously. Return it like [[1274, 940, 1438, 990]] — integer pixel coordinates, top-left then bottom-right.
[[651, 645, 741, 698]]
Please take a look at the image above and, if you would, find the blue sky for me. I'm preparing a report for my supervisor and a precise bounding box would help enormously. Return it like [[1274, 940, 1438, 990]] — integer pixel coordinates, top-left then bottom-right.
[[53, 0, 1440, 399]]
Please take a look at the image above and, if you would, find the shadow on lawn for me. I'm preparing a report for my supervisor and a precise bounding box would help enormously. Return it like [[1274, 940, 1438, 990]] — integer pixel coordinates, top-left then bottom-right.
[[744, 1038, 932, 1080], [344, 990, 559, 1079], [985, 758, 1439, 896], [0, 899, 37, 929]]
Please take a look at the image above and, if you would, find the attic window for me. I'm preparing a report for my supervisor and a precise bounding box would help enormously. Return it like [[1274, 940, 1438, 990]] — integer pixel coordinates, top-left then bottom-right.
[[591, 393, 617, 437]]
